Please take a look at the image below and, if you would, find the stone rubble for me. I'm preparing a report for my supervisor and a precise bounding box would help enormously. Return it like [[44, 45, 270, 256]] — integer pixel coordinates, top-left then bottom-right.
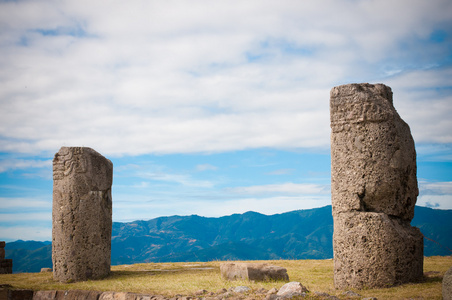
[[341, 290, 361, 297], [0, 284, 382, 300]]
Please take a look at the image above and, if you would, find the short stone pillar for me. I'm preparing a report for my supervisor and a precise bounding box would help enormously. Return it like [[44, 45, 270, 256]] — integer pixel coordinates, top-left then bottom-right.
[[330, 83, 423, 289], [52, 147, 113, 282], [0, 241, 12, 274]]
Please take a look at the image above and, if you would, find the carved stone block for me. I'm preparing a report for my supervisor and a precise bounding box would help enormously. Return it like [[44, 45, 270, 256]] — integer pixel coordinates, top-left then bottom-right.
[[52, 147, 113, 282]]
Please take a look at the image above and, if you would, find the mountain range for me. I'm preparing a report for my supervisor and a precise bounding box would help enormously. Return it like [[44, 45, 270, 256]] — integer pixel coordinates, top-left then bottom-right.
[[5, 205, 452, 273]]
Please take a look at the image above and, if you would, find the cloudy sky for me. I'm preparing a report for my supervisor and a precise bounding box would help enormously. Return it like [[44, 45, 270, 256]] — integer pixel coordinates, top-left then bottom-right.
[[0, 0, 451, 242]]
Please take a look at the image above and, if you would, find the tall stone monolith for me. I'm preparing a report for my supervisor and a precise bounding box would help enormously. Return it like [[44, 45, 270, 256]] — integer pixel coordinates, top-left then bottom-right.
[[52, 147, 113, 282], [330, 83, 423, 289]]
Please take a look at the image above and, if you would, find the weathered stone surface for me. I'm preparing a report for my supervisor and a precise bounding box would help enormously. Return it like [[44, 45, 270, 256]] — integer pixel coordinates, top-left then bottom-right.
[[330, 83, 423, 289], [0, 289, 34, 300], [276, 282, 308, 298], [233, 286, 250, 293], [0, 259, 12, 274], [52, 147, 113, 283], [0, 242, 5, 261], [33, 290, 58, 300], [341, 290, 361, 297], [0, 288, 6, 300], [41, 268, 52, 273], [220, 262, 289, 282], [100, 292, 156, 300], [330, 83, 418, 220], [33, 290, 101, 300], [0, 241, 12, 275], [33, 291, 164, 300], [443, 265, 452, 300], [267, 288, 278, 295], [333, 211, 423, 288], [99, 292, 129, 300]]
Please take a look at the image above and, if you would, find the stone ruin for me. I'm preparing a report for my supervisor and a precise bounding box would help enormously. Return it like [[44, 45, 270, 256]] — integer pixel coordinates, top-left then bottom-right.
[[52, 146, 113, 282], [0, 241, 12, 274], [42, 87, 425, 286], [220, 262, 289, 282], [330, 83, 424, 289]]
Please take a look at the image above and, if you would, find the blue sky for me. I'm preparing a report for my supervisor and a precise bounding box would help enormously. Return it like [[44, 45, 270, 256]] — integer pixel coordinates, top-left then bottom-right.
[[0, 0, 451, 242]]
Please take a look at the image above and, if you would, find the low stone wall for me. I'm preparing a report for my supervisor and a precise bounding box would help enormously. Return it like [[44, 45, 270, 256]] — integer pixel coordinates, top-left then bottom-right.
[[0, 289, 169, 300]]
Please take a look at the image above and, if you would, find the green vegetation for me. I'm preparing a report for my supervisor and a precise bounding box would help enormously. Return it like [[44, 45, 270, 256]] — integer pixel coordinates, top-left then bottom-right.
[[0, 256, 450, 299]]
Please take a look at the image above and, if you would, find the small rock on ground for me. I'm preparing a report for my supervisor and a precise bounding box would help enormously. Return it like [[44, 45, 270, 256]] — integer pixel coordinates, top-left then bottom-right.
[[267, 288, 278, 295], [234, 286, 251, 293], [276, 282, 309, 298], [342, 290, 361, 297], [194, 289, 208, 296]]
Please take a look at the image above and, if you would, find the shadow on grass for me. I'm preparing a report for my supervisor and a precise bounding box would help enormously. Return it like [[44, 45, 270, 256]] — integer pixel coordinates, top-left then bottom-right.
[[423, 275, 443, 284]]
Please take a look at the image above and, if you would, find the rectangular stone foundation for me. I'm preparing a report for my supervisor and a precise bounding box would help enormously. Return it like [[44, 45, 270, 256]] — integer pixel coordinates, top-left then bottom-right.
[[333, 211, 423, 289]]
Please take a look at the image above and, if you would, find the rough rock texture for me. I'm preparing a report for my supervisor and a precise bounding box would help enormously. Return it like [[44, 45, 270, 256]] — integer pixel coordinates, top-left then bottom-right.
[[0, 289, 34, 300], [52, 147, 113, 283], [0, 241, 12, 274], [330, 83, 418, 219], [0, 241, 5, 259], [330, 83, 423, 289], [233, 286, 251, 293], [276, 282, 308, 298], [220, 262, 289, 282], [41, 268, 52, 273], [333, 212, 423, 288], [444, 265, 452, 300], [34, 290, 102, 300]]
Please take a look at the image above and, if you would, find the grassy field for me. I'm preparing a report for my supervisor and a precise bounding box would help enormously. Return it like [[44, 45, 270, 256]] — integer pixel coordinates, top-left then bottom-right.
[[0, 256, 450, 299]]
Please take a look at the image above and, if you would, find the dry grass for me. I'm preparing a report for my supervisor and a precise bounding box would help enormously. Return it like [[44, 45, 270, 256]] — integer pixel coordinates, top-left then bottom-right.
[[0, 257, 450, 299]]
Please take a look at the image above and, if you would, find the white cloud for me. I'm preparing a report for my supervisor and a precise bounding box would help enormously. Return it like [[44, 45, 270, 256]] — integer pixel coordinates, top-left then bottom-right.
[[0, 0, 451, 156], [416, 144, 452, 161], [113, 195, 331, 222], [0, 197, 51, 210], [193, 196, 332, 217], [136, 171, 214, 188], [417, 195, 452, 210], [0, 212, 50, 223], [419, 181, 452, 195], [0, 159, 51, 173], [196, 164, 218, 171], [417, 181, 452, 209], [227, 183, 330, 196], [0, 226, 52, 242], [266, 169, 295, 175], [386, 68, 452, 145]]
